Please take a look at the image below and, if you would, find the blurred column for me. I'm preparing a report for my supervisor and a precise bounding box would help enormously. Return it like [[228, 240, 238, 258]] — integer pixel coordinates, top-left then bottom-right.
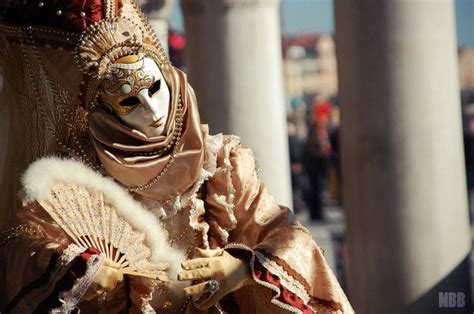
[[181, 0, 292, 206], [139, 0, 175, 54], [335, 1, 471, 313]]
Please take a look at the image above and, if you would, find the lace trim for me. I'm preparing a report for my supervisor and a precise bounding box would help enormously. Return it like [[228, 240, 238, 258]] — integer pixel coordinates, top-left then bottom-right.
[[144, 129, 224, 219], [53, 253, 106, 313], [210, 221, 230, 245], [13, 244, 86, 313], [200, 129, 224, 190], [198, 135, 241, 246], [143, 130, 223, 249], [188, 133, 245, 248], [254, 251, 310, 304], [137, 278, 158, 313], [189, 198, 210, 249], [225, 243, 309, 314], [221, 135, 240, 228], [178, 130, 223, 212], [143, 131, 243, 251]]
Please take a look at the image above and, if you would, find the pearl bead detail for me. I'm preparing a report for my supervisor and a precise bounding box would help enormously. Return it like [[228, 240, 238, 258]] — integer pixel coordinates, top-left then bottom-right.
[[162, 300, 173, 310]]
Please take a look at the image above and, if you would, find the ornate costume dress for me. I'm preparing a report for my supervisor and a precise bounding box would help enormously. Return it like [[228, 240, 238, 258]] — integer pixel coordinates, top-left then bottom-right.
[[0, 1, 353, 313]]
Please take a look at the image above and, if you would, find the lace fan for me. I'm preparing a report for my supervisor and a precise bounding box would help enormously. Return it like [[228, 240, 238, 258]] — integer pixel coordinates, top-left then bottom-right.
[[38, 181, 168, 281]]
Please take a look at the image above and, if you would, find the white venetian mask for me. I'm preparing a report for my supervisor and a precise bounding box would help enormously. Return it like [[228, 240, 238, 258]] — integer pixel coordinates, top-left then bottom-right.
[[99, 56, 171, 138]]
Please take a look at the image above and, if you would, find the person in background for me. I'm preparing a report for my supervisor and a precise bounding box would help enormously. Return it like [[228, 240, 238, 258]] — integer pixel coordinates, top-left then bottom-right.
[[287, 118, 311, 214], [304, 97, 332, 221], [168, 30, 186, 71], [328, 105, 342, 205]]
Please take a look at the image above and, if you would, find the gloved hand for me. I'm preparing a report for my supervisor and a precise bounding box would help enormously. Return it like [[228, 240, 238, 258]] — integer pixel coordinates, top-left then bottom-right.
[[83, 258, 124, 300], [177, 248, 254, 310]]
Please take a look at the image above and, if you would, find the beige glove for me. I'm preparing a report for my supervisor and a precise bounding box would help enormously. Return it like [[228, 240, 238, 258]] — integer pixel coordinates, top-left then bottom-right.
[[83, 258, 124, 300], [177, 248, 254, 310]]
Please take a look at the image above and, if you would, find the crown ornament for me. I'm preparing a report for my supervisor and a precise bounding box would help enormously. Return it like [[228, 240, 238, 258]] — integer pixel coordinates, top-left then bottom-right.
[[75, 16, 170, 108], [75, 17, 144, 76]]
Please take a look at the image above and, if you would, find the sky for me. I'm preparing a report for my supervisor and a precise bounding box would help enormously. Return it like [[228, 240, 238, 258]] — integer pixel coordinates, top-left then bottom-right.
[[170, 0, 474, 48]]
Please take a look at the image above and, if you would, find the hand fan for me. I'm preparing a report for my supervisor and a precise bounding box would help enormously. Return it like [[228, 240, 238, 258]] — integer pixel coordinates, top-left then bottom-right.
[[37, 181, 168, 282]]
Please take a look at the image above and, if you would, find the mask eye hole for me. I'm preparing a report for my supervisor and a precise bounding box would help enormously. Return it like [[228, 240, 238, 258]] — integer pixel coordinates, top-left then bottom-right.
[[148, 79, 161, 97], [120, 96, 140, 107]]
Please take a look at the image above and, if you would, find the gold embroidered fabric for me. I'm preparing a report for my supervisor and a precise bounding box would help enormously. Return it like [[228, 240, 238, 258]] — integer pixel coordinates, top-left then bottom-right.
[[0, 34, 91, 227]]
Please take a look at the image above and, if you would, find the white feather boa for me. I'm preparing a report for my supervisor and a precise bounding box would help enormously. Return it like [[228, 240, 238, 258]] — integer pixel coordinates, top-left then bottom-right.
[[21, 157, 186, 279]]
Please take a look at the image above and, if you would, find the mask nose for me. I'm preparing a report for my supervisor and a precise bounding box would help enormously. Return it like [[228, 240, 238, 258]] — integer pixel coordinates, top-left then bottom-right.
[[139, 89, 160, 120]]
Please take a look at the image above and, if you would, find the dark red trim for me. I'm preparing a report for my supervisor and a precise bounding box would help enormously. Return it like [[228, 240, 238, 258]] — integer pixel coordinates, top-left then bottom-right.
[[254, 259, 313, 314]]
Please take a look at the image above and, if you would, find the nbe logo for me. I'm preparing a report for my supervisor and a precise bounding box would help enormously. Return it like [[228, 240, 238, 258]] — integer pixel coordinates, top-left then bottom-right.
[[438, 292, 466, 308]]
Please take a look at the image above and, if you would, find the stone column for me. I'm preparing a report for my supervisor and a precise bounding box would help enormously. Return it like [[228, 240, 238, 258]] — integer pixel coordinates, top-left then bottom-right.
[[139, 0, 175, 54], [181, 0, 292, 207], [335, 1, 471, 313]]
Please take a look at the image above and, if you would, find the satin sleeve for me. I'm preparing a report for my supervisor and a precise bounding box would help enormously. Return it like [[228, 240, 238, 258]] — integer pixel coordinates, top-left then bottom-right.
[[204, 137, 354, 313], [0, 203, 104, 313]]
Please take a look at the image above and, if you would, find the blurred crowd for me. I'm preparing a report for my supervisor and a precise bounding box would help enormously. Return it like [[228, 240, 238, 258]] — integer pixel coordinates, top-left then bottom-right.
[[287, 96, 341, 221], [289, 87, 474, 222]]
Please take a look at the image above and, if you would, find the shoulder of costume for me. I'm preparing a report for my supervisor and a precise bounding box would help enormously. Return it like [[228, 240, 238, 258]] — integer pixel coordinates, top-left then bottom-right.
[[201, 124, 242, 149], [200, 124, 261, 181]]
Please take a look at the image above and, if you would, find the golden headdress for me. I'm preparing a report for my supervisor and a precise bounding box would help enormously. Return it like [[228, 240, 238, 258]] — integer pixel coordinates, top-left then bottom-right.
[[74, 16, 170, 109], [0, 0, 174, 223]]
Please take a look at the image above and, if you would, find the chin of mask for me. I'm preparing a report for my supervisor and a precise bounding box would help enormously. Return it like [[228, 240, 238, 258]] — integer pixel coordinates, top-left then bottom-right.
[[100, 56, 171, 138]]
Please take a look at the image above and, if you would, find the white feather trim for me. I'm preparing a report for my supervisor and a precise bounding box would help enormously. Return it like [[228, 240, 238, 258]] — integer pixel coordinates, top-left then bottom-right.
[[21, 157, 185, 278]]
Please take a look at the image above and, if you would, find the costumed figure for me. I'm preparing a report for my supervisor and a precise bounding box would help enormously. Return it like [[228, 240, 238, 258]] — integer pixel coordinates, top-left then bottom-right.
[[0, 1, 353, 313]]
